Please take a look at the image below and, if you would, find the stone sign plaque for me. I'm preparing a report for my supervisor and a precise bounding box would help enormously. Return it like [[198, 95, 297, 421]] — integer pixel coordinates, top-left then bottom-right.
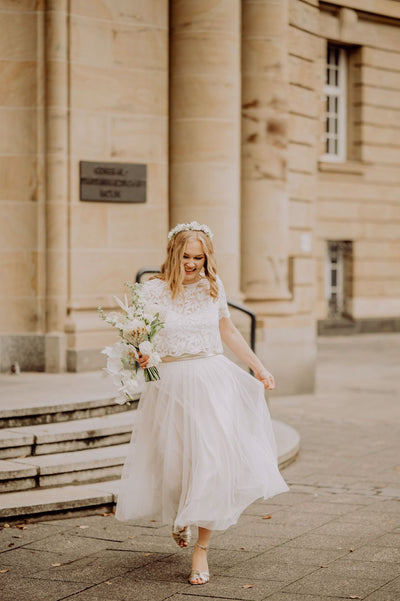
[[80, 161, 146, 203]]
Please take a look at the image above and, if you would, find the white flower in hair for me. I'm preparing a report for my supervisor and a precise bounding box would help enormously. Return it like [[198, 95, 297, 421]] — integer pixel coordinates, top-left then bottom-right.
[[168, 221, 213, 240]]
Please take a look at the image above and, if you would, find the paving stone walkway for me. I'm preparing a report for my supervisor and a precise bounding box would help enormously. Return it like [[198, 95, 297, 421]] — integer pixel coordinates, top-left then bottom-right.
[[0, 333, 399, 601]]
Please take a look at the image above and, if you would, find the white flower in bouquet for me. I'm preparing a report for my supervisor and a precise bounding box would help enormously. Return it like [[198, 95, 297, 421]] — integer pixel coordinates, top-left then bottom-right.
[[117, 370, 140, 404], [102, 312, 127, 331], [99, 282, 165, 404]]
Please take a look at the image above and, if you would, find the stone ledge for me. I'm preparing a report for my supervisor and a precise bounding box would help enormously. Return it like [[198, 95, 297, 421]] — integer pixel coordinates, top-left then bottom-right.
[[318, 317, 400, 336], [13, 443, 130, 476], [0, 459, 37, 480], [0, 396, 118, 419], [0, 482, 116, 518], [0, 429, 34, 450], [10, 410, 136, 446]]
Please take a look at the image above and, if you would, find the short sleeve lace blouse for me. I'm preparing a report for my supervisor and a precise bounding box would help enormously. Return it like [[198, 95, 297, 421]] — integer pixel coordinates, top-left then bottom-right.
[[140, 275, 230, 358]]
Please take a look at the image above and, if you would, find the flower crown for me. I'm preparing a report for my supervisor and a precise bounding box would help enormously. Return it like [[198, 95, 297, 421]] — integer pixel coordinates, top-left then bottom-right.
[[167, 221, 214, 241]]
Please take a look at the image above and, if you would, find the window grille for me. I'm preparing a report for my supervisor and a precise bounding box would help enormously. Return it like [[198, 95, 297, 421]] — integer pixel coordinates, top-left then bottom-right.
[[322, 44, 347, 161]]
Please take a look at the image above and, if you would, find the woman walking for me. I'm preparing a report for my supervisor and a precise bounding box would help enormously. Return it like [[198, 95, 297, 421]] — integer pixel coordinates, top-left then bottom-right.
[[115, 221, 289, 585]]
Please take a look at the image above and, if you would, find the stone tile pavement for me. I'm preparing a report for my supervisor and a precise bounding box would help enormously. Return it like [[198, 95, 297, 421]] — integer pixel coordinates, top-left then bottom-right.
[[0, 333, 399, 601]]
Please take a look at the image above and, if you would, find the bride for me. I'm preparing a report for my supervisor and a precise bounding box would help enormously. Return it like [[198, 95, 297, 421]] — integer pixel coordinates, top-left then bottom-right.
[[115, 221, 289, 585]]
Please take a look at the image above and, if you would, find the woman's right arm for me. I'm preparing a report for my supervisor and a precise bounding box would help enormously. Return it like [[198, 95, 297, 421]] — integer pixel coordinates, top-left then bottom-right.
[[219, 317, 275, 390]]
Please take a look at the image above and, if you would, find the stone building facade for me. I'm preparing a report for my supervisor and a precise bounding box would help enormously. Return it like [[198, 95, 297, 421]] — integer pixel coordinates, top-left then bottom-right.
[[1, 0, 399, 395]]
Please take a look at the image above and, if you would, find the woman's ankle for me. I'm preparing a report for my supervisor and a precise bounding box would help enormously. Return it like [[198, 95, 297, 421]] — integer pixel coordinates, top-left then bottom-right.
[[195, 541, 208, 551]]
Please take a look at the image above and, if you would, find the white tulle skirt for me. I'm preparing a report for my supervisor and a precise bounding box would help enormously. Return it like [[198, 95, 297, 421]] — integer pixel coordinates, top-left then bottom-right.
[[115, 354, 289, 531]]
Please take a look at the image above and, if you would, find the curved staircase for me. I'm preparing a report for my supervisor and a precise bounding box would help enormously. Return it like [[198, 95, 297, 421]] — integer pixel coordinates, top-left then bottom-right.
[[0, 371, 299, 521]]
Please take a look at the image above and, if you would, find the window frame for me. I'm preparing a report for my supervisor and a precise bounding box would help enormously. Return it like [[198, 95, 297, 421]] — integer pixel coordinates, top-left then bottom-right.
[[321, 44, 347, 163], [325, 240, 353, 319]]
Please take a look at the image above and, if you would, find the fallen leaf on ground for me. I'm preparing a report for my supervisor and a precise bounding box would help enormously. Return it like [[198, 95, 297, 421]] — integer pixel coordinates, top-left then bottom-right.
[[143, 553, 151, 556], [321, 565, 328, 568], [0, 569, 10, 574], [349, 596, 361, 599], [349, 548, 354, 552], [51, 563, 62, 567], [262, 514, 272, 519], [240, 546, 246, 550], [105, 581, 112, 585], [128, 536, 134, 539], [3, 524, 10, 528], [78, 525, 89, 529], [242, 584, 253, 589], [16, 525, 27, 530], [7, 543, 14, 547]]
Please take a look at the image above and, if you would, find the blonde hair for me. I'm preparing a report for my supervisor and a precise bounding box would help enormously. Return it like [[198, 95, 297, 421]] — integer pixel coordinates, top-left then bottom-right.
[[154, 230, 218, 300]]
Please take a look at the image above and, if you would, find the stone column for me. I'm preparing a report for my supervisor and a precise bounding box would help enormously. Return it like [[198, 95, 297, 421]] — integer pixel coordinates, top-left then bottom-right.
[[44, 0, 69, 371], [169, 0, 241, 295], [241, 0, 291, 301]]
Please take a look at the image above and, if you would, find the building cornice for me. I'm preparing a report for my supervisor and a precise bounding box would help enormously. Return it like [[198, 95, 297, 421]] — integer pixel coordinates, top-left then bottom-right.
[[320, 0, 400, 23]]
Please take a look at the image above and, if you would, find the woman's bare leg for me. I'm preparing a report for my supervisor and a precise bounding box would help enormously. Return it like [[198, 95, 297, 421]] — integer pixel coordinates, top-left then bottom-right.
[[190, 527, 211, 583]]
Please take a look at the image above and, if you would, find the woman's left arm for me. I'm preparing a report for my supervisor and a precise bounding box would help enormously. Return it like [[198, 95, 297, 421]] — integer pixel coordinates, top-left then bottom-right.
[[219, 317, 275, 390]]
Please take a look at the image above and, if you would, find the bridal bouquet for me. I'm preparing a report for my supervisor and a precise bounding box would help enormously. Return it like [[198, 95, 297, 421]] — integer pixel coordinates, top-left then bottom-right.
[[99, 282, 165, 404]]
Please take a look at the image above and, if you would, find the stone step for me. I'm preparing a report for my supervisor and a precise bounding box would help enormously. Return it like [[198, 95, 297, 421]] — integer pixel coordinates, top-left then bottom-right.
[[0, 429, 35, 460], [0, 459, 37, 493], [0, 371, 139, 428], [0, 420, 299, 519], [0, 411, 137, 459], [0, 444, 130, 492], [0, 480, 119, 519], [0, 396, 138, 429]]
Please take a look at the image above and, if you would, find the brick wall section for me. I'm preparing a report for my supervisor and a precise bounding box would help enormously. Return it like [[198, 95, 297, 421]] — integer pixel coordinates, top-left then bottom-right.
[[0, 2, 43, 334], [67, 0, 169, 354], [286, 0, 320, 329], [316, 7, 400, 319]]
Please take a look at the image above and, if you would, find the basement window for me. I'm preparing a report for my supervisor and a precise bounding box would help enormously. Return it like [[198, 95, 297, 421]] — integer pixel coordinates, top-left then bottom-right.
[[325, 241, 353, 318]]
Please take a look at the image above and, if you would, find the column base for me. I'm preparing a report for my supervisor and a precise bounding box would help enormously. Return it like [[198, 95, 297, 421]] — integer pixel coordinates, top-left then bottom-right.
[[45, 333, 66, 373], [257, 325, 316, 395], [66, 348, 105, 372], [0, 334, 45, 372]]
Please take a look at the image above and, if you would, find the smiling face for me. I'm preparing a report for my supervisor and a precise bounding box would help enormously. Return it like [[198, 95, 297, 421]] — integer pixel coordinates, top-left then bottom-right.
[[182, 238, 205, 284]]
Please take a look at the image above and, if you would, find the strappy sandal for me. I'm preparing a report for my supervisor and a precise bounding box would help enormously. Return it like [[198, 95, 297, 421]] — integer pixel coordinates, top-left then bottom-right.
[[188, 542, 209, 585], [172, 525, 191, 548]]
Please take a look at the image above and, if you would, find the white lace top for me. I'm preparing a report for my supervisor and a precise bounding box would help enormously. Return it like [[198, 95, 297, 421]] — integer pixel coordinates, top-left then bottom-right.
[[140, 275, 231, 358]]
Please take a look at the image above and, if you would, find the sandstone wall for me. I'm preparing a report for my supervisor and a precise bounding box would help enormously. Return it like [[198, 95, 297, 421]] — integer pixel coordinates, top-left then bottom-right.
[[0, 1, 45, 370], [316, 4, 400, 320], [287, 0, 319, 332], [1, 0, 399, 378], [66, 0, 169, 370]]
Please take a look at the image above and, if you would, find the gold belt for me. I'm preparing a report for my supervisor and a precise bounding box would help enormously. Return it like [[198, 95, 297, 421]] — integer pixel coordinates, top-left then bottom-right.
[[161, 352, 220, 363]]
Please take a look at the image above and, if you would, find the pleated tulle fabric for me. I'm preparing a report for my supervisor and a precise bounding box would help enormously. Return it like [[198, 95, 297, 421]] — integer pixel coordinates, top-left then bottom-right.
[[115, 355, 289, 531]]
